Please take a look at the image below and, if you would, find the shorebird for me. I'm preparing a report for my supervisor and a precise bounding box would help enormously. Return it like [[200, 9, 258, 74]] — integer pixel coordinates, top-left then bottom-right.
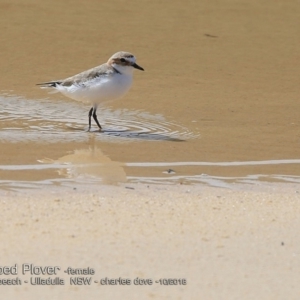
[[37, 51, 144, 131]]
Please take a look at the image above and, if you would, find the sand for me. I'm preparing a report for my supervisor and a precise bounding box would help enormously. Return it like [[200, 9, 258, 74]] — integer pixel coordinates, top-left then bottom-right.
[[0, 182, 300, 299]]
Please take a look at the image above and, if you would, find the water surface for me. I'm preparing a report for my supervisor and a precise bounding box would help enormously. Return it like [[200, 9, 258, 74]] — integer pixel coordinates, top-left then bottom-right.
[[1, 94, 300, 191], [1, 0, 300, 191]]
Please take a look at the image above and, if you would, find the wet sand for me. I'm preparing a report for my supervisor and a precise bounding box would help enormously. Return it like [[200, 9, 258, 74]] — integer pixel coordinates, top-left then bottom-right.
[[1, 0, 300, 169], [1, 0, 300, 298]]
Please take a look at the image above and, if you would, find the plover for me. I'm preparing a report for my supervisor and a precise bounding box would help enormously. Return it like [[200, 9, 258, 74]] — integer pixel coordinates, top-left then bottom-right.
[[37, 51, 144, 131]]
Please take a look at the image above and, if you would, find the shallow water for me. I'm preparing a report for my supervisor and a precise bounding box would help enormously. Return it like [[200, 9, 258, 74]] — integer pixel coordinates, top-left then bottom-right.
[[1, 94, 300, 191], [0, 95, 198, 143], [1, 0, 300, 191]]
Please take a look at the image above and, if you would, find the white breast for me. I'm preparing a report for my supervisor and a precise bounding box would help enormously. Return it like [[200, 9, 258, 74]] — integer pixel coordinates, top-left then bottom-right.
[[57, 73, 133, 105]]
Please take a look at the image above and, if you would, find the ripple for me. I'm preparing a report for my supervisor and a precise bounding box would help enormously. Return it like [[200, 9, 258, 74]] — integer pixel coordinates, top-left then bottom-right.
[[1, 159, 300, 190], [0, 95, 199, 143], [126, 174, 300, 189]]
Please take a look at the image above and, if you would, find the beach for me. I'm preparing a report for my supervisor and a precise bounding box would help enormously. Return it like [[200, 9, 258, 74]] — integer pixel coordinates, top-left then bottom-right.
[[1, 182, 300, 299], [1, 0, 300, 298]]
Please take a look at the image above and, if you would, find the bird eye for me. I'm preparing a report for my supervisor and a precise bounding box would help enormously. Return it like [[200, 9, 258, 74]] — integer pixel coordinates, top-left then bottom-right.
[[120, 58, 126, 62]]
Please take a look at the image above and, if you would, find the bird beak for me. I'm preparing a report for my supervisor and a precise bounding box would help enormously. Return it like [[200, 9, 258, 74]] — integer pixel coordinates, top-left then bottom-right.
[[132, 63, 144, 71]]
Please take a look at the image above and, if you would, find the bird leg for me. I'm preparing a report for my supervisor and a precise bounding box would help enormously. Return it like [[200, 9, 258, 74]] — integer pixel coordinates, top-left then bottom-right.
[[92, 106, 102, 130], [88, 107, 93, 131]]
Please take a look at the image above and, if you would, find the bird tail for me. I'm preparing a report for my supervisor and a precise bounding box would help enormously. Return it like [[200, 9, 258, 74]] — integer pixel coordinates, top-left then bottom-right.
[[36, 81, 63, 94], [36, 81, 62, 88]]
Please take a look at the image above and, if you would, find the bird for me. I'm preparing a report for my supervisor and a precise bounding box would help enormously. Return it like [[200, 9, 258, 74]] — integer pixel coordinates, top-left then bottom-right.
[[37, 51, 144, 131]]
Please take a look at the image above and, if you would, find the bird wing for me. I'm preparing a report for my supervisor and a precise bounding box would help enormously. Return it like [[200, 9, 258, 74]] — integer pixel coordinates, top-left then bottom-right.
[[36, 63, 116, 88]]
